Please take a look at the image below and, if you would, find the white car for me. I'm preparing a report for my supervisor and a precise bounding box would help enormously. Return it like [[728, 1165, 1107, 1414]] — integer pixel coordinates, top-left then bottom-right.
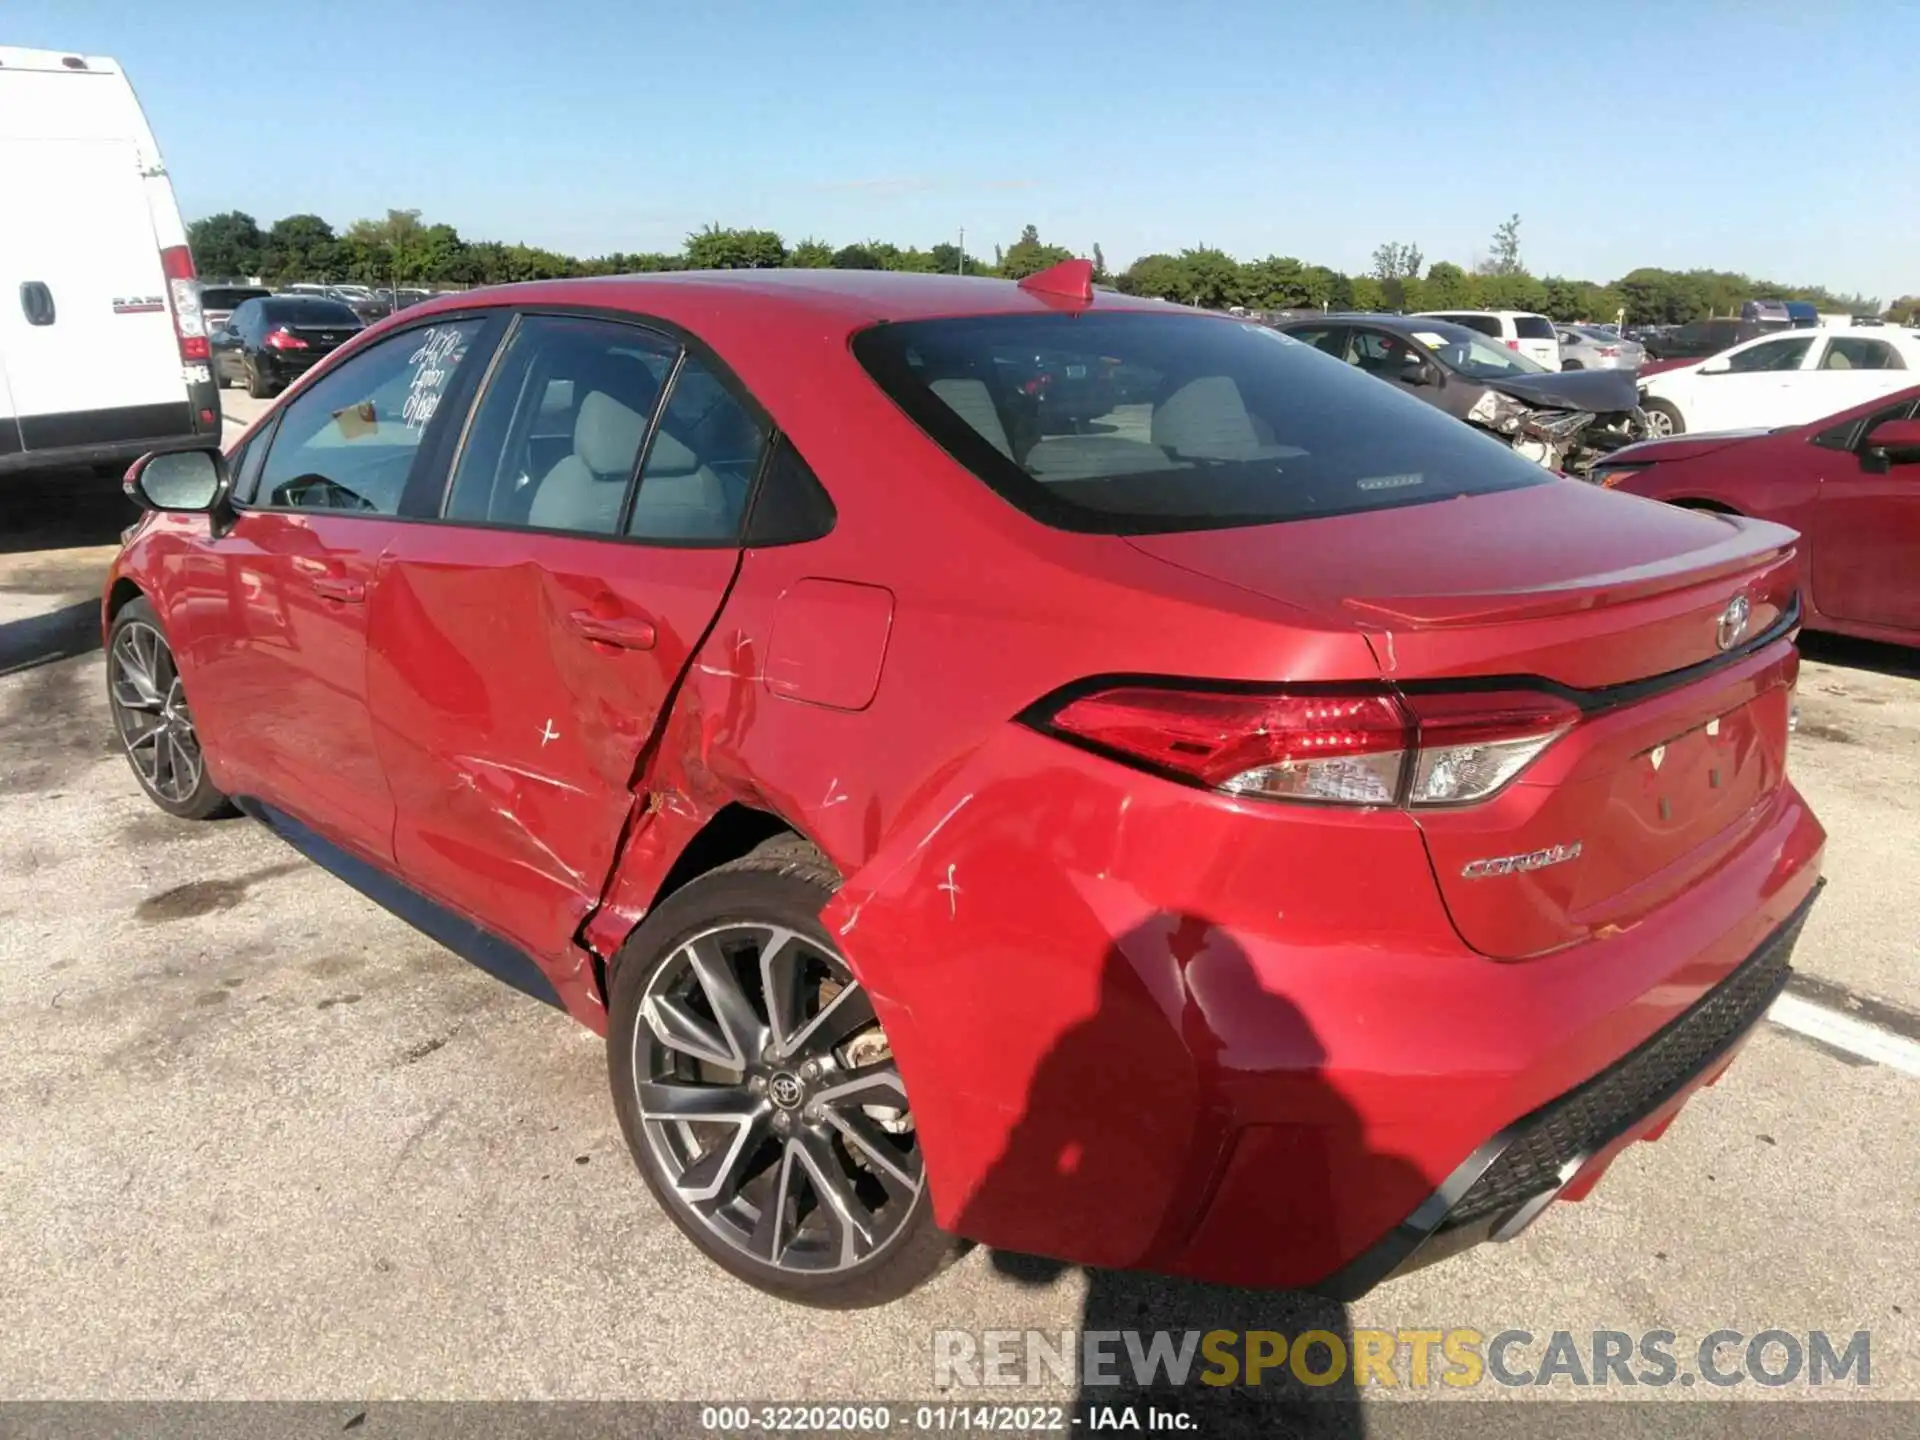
[[1413, 309, 1561, 369], [1638, 326, 1920, 437], [1, 46, 219, 476]]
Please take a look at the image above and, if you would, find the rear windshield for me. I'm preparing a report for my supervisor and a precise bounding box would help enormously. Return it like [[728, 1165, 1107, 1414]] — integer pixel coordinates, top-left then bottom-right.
[[201, 287, 268, 309], [1513, 315, 1557, 340], [261, 298, 361, 326], [852, 312, 1551, 535], [1430, 313, 1502, 338]]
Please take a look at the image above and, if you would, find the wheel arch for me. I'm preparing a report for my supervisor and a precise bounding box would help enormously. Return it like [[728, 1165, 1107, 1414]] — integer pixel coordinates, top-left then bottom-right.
[[1668, 497, 1742, 515], [105, 577, 146, 622], [590, 797, 823, 1001]]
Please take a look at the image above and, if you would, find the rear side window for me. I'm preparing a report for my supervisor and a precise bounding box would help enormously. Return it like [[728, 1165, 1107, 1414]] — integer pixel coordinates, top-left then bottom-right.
[[1821, 338, 1905, 371], [1436, 314, 1502, 338], [1513, 316, 1556, 340], [625, 355, 770, 543], [852, 312, 1550, 535], [253, 320, 488, 514], [444, 314, 678, 535], [1282, 327, 1347, 358]]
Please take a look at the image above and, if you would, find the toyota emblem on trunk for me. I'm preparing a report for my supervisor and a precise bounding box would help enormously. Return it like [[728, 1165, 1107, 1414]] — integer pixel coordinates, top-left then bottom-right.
[[1716, 594, 1752, 651]]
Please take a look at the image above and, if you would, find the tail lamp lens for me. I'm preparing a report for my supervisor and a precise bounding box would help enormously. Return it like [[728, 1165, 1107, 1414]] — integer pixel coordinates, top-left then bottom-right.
[[1401, 690, 1580, 806], [1041, 685, 1579, 808], [265, 328, 308, 350], [159, 245, 208, 361]]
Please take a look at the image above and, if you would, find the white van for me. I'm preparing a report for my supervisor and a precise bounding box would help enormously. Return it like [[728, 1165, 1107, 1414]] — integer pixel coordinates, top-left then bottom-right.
[[0, 45, 220, 476], [1413, 309, 1562, 370]]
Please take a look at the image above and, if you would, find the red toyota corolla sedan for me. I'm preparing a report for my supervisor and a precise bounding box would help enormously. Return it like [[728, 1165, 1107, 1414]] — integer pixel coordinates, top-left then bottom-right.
[[1594, 383, 1920, 648], [104, 263, 1824, 1308]]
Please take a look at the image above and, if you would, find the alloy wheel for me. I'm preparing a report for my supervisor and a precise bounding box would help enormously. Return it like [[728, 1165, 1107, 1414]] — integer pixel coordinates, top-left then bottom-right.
[[109, 620, 205, 804], [633, 923, 923, 1275], [1644, 408, 1676, 438]]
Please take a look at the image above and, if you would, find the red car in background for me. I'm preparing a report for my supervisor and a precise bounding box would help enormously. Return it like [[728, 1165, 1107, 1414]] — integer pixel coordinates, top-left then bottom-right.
[[104, 263, 1823, 1308], [1596, 385, 1920, 647]]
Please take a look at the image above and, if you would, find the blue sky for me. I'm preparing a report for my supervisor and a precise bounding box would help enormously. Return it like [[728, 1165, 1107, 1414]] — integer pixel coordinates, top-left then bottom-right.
[[11, 0, 1915, 301]]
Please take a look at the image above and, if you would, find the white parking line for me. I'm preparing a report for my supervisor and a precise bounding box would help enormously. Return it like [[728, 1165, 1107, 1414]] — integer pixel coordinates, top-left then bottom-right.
[[1768, 994, 1920, 1077]]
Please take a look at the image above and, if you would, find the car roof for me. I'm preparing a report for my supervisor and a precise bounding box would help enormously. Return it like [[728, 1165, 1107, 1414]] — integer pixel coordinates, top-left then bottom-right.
[[1413, 309, 1545, 320], [397, 269, 1180, 332]]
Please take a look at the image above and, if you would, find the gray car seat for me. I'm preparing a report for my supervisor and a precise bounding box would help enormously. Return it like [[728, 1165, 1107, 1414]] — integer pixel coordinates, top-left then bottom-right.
[[528, 352, 662, 533]]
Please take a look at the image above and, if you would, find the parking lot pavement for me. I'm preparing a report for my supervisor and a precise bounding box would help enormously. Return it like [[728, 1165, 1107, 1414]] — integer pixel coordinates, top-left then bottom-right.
[[218, 389, 274, 436], [1, 466, 1916, 1413]]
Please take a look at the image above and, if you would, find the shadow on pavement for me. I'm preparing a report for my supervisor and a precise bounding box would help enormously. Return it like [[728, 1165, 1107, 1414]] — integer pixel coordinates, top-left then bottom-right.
[[1800, 630, 1920, 681], [0, 599, 102, 677], [0, 465, 138, 556], [957, 914, 1407, 1437]]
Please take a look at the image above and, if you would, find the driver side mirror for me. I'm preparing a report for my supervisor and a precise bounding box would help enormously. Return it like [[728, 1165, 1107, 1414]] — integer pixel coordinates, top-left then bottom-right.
[[1400, 358, 1440, 387], [1698, 360, 1730, 375], [125, 447, 229, 514], [1861, 416, 1920, 471]]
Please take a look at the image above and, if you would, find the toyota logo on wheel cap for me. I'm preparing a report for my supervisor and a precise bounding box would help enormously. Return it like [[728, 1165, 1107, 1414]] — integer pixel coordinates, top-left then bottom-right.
[[1717, 593, 1752, 651], [768, 1072, 805, 1109]]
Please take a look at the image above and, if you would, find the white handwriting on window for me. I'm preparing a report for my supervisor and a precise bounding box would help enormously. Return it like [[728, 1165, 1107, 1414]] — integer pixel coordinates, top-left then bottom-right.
[[402, 326, 467, 431]]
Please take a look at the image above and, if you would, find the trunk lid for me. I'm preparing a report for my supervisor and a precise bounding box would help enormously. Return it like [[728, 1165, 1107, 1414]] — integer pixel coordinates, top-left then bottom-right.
[[1127, 482, 1803, 957]]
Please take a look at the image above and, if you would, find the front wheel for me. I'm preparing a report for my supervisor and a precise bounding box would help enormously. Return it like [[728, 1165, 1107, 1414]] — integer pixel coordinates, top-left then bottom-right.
[[107, 598, 234, 820], [1561, 359, 1584, 370], [607, 837, 958, 1308], [1641, 398, 1684, 437]]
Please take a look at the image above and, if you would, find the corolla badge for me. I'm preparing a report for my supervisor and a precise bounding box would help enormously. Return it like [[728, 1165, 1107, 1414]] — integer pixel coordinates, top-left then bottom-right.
[[1461, 842, 1583, 879], [1717, 593, 1752, 652]]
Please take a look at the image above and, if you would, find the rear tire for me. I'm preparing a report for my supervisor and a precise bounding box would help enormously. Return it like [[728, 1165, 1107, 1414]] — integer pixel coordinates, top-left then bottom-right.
[[244, 359, 273, 400], [607, 836, 958, 1308], [1560, 359, 1584, 370], [1642, 398, 1684, 437]]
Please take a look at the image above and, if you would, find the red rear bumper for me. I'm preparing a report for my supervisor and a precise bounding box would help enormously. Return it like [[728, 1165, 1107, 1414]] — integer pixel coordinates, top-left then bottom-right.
[[831, 724, 1825, 1293]]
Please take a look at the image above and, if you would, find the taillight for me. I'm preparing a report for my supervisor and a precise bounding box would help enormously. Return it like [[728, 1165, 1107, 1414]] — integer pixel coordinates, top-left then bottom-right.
[[265, 327, 309, 350], [1036, 684, 1579, 808], [1401, 690, 1580, 806], [159, 245, 208, 361]]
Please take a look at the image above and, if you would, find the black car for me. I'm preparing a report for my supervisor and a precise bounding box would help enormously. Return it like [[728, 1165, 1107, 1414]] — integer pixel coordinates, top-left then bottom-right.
[[1642, 317, 1766, 360], [1276, 313, 1645, 473], [210, 296, 364, 397], [197, 283, 271, 334]]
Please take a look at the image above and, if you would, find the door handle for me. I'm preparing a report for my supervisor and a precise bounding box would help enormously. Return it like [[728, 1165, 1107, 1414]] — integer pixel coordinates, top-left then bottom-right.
[[311, 577, 366, 604], [19, 281, 55, 326], [568, 608, 657, 650]]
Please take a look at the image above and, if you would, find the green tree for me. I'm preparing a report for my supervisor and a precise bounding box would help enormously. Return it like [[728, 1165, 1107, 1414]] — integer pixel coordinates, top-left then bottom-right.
[[1421, 260, 1476, 309], [1349, 276, 1386, 312], [1369, 241, 1423, 282], [1091, 242, 1109, 285], [1172, 247, 1247, 309], [789, 237, 834, 268], [259, 213, 339, 282], [187, 211, 265, 280], [1117, 253, 1188, 300], [1241, 255, 1310, 309], [1482, 213, 1524, 276], [830, 243, 881, 270], [1000, 224, 1074, 280], [928, 241, 972, 275], [684, 224, 786, 269]]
